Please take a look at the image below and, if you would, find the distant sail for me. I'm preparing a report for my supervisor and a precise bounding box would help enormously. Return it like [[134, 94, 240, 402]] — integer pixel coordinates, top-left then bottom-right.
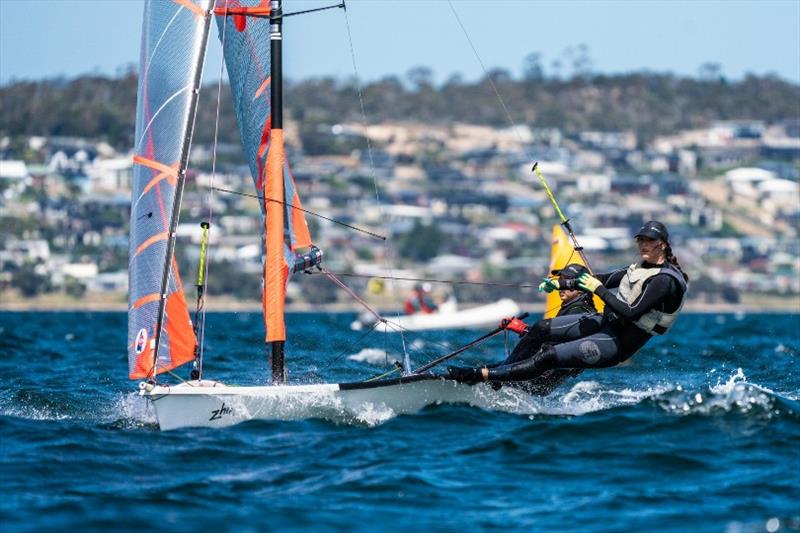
[[215, 1, 316, 343], [128, 0, 213, 379], [545, 224, 604, 319]]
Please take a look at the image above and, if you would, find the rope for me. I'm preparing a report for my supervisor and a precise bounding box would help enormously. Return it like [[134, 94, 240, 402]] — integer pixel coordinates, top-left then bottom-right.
[[209, 186, 386, 240], [309, 270, 538, 289], [446, 0, 533, 158], [320, 267, 384, 323]]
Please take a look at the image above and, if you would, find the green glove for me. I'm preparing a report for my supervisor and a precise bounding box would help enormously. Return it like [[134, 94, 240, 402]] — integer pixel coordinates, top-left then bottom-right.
[[538, 278, 559, 293], [577, 273, 602, 293]]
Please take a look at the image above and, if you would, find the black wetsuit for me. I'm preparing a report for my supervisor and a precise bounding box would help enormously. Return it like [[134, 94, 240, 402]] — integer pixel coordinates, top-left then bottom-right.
[[487, 262, 686, 384], [489, 292, 596, 395]]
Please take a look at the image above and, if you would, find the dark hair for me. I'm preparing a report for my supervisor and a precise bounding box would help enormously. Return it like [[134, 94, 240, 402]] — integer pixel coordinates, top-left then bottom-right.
[[665, 245, 689, 282]]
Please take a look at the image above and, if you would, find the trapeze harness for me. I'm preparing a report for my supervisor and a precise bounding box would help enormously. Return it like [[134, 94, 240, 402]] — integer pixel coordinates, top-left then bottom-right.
[[486, 262, 687, 382]]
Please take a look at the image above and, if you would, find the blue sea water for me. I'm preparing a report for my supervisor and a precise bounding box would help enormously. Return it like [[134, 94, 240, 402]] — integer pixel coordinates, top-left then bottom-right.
[[0, 311, 798, 532]]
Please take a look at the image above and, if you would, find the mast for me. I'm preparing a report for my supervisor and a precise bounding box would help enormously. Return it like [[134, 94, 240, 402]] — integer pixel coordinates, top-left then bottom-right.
[[151, 2, 214, 377], [269, 0, 285, 384]]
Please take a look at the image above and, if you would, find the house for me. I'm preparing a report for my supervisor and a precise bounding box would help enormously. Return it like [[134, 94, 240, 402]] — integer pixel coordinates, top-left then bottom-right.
[[86, 157, 133, 192]]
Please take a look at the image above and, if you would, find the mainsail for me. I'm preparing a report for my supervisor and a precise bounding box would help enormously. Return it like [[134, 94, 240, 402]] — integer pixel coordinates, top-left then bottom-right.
[[215, 1, 317, 345], [128, 0, 214, 379]]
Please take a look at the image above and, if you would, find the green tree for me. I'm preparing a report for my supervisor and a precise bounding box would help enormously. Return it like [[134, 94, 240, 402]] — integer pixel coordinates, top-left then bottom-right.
[[397, 220, 444, 262]]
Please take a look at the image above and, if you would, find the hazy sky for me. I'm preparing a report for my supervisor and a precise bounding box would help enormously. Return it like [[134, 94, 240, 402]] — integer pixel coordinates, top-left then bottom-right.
[[1, 0, 799, 86]]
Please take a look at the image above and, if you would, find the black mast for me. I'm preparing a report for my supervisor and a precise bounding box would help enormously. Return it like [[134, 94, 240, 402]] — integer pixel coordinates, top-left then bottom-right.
[[269, 0, 285, 384]]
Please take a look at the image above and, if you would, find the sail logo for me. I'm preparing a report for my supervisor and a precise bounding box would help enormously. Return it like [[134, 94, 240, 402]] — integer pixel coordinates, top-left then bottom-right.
[[209, 403, 234, 421], [135, 328, 148, 355]]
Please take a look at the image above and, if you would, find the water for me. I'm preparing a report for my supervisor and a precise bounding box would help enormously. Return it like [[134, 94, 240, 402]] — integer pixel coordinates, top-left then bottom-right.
[[1, 311, 798, 532]]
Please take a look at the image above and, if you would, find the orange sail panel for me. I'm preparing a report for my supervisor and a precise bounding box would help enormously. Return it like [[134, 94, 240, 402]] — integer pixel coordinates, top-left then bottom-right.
[[263, 129, 288, 342], [544, 225, 604, 319]]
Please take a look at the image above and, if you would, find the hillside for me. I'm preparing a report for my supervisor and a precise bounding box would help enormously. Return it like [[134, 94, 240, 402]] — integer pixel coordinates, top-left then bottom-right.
[[1, 69, 798, 152]]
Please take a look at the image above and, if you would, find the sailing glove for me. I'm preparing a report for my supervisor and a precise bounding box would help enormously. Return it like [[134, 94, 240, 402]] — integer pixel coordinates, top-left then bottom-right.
[[538, 278, 559, 293], [577, 273, 602, 293], [500, 317, 529, 336]]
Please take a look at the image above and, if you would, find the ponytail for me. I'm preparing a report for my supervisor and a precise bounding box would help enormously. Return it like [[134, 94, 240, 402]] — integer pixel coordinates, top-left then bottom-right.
[[665, 245, 689, 282]]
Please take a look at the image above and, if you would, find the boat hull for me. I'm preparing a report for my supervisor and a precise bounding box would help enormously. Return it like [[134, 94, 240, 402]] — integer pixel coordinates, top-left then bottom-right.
[[141, 375, 508, 430]]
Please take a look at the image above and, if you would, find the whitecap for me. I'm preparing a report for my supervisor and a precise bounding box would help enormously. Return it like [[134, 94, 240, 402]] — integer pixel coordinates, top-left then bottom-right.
[[347, 348, 390, 365]]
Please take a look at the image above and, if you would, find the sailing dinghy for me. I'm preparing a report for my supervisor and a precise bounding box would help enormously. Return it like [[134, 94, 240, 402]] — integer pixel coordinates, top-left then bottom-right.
[[131, 0, 546, 430]]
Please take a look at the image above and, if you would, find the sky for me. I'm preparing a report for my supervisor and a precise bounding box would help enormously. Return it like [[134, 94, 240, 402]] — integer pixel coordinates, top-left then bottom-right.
[[1, 0, 799, 86]]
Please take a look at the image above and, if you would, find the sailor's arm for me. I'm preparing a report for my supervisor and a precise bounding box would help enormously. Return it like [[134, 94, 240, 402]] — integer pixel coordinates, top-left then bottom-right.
[[593, 275, 675, 320], [595, 268, 627, 289]]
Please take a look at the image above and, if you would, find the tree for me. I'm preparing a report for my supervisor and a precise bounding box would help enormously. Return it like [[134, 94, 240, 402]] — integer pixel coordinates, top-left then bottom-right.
[[397, 220, 444, 262], [11, 263, 51, 297], [522, 52, 544, 81]]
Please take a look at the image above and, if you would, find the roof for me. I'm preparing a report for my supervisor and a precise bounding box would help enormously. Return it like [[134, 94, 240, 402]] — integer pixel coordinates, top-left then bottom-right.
[[724, 167, 777, 182], [0, 160, 28, 179]]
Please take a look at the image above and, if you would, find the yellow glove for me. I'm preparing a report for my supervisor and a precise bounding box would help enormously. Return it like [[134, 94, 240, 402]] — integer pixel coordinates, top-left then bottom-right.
[[578, 273, 602, 293], [538, 278, 559, 293]]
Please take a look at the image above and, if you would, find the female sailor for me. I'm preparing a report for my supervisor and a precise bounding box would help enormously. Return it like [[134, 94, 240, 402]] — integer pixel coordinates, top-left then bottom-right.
[[447, 221, 689, 384]]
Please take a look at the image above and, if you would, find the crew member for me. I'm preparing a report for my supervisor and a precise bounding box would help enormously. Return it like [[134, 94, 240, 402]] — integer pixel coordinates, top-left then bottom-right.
[[494, 262, 596, 367], [448, 221, 688, 384], [404, 282, 438, 315]]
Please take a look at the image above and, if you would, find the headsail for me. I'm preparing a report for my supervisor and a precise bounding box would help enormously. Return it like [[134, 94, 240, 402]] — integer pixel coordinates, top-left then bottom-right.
[[128, 0, 213, 379], [215, 1, 318, 344]]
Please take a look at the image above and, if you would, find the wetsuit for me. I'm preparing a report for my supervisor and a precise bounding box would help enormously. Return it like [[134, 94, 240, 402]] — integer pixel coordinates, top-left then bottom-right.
[[486, 262, 687, 383]]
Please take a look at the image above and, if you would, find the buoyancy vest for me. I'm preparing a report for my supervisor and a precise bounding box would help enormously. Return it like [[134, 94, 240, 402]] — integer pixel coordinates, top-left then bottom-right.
[[616, 262, 687, 335], [403, 291, 436, 315]]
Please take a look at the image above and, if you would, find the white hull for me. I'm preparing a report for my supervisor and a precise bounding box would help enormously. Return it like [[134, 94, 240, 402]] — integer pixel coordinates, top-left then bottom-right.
[[141, 376, 516, 430], [352, 298, 520, 332]]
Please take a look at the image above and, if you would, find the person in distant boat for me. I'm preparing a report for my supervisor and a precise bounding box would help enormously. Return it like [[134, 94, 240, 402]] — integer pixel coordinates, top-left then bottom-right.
[[447, 221, 688, 385], [404, 282, 438, 315]]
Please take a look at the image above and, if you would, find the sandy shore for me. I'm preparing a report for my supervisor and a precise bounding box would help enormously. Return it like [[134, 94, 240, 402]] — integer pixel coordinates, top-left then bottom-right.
[[1, 291, 798, 314]]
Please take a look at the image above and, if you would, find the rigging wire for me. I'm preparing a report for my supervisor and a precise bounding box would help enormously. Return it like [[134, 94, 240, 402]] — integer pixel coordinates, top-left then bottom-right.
[[309, 270, 538, 289], [446, 0, 532, 161], [194, 8, 231, 378], [209, 185, 386, 240], [446, 0, 590, 267], [341, 3, 411, 370]]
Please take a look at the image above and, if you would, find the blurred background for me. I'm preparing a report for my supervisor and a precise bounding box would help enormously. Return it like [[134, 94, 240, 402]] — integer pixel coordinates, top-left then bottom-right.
[[1, 0, 798, 311]]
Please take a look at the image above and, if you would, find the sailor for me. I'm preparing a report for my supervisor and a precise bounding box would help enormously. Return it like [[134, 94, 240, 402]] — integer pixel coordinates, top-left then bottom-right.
[[493, 262, 596, 367], [447, 221, 688, 384], [403, 282, 438, 315]]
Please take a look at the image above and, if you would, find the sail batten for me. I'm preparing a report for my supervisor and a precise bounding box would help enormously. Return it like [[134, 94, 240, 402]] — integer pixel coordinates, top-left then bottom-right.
[[128, 0, 213, 380]]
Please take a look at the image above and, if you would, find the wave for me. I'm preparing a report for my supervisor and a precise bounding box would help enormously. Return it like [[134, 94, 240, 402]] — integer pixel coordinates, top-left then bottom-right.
[[0, 388, 157, 429], [1, 369, 796, 430]]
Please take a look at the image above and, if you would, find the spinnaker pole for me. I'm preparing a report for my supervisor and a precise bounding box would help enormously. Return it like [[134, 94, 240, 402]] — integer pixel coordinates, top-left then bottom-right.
[[151, 1, 214, 378], [269, 0, 286, 384]]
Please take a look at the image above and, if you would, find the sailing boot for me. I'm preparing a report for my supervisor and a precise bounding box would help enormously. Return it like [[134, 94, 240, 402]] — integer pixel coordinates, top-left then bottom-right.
[[446, 365, 485, 385], [486, 344, 558, 383]]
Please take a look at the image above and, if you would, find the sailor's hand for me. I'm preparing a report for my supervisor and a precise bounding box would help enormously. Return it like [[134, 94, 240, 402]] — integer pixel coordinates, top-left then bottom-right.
[[578, 273, 602, 293], [538, 278, 559, 293], [500, 317, 529, 336]]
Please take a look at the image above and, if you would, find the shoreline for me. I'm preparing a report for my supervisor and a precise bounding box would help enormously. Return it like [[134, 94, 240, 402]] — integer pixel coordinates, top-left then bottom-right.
[[1, 296, 798, 314]]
